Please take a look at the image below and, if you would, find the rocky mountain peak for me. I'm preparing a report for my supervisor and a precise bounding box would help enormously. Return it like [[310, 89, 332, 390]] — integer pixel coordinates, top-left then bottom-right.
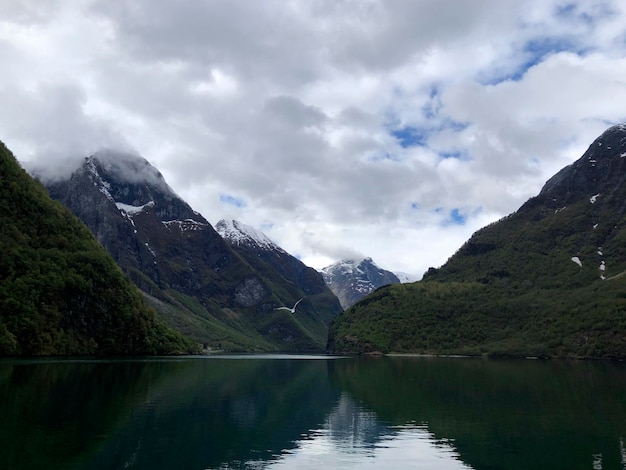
[[86, 150, 175, 196], [539, 124, 626, 205], [75, 151, 202, 224], [216, 219, 285, 253], [321, 257, 400, 309]]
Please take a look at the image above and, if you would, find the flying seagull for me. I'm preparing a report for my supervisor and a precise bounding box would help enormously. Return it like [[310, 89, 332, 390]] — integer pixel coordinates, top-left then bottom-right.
[[275, 298, 304, 314]]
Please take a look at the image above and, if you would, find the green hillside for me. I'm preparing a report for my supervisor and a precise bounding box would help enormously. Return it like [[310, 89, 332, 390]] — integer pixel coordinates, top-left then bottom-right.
[[0, 141, 196, 356], [328, 125, 626, 359]]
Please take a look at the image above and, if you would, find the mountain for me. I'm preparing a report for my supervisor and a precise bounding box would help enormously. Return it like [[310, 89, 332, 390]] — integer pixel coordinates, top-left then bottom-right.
[[216, 219, 342, 325], [44, 151, 339, 352], [321, 258, 401, 309], [0, 141, 195, 356], [328, 124, 626, 359]]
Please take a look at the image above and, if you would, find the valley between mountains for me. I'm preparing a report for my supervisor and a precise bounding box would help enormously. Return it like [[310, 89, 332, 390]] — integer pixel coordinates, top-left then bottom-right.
[[3, 124, 626, 357]]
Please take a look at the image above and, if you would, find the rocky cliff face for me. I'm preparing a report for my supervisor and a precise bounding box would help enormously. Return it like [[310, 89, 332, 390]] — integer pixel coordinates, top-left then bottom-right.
[[321, 258, 400, 309], [47, 151, 243, 302], [216, 219, 343, 326], [45, 151, 336, 352]]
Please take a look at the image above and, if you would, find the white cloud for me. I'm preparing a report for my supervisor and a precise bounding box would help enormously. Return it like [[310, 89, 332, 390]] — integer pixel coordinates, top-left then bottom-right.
[[2, 0, 626, 278]]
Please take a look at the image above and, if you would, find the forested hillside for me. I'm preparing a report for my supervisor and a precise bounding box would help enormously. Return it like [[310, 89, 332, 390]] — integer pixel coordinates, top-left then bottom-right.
[[0, 142, 196, 355], [328, 125, 626, 359]]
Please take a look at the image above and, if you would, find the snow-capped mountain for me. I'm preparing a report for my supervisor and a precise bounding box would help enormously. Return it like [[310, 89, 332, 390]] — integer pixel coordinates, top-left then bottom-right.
[[217, 219, 342, 325], [47, 151, 219, 291], [44, 151, 340, 352], [321, 258, 401, 309], [216, 219, 285, 252]]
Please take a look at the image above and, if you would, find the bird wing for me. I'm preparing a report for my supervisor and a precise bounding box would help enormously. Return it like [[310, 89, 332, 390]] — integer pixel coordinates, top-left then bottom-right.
[[293, 298, 304, 309], [275, 307, 292, 311]]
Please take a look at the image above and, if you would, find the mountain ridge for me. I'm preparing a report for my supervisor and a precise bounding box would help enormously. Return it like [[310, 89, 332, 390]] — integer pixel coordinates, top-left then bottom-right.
[[321, 257, 401, 309], [45, 152, 341, 352], [216, 218, 343, 327], [328, 124, 626, 359]]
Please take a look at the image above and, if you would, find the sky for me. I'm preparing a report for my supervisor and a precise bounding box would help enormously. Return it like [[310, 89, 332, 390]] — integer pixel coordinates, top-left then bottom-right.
[[3, 0, 626, 278]]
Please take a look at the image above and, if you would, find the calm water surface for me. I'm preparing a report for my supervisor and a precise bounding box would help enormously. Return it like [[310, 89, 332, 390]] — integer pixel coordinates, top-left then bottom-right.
[[1, 355, 626, 469]]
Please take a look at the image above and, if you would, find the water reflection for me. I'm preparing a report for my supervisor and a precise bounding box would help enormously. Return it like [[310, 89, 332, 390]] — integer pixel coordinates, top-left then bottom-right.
[[231, 393, 471, 470], [332, 357, 626, 470], [2, 356, 626, 469]]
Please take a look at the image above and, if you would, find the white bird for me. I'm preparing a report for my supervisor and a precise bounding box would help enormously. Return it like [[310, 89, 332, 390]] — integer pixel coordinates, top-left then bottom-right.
[[275, 298, 304, 313]]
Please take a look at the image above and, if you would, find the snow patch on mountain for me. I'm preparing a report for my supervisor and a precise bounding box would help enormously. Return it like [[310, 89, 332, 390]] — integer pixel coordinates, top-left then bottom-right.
[[144, 242, 157, 260], [116, 201, 155, 215], [84, 157, 114, 202], [321, 257, 401, 309], [216, 219, 284, 252], [162, 219, 207, 232], [321, 259, 365, 277]]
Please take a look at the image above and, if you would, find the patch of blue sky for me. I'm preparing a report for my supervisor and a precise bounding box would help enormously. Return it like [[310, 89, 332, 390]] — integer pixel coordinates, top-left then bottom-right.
[[413, 205, 470, 226], [524, 36, 586, 63], [431, 207, 473, 227], [479, 36, 587, 86], [391, 119, 468, 150], [447, 208, 467, 226], [555, 1, 615, 26], [446, 206, 485, 226], [439, 150, 469, 160], [219, 193, 246, 208], [391, 127, 429, 148]]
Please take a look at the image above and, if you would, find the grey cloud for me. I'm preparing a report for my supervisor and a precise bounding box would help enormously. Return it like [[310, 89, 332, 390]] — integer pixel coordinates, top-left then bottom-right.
[[263, 96, 327, 129], [0, 1, 62, 25], [0, 82, 130, 181], [91, 0, 325, 89], [301, 230, 366, 262], [4, 0, 626, 273], [93, 149, 174, 194]]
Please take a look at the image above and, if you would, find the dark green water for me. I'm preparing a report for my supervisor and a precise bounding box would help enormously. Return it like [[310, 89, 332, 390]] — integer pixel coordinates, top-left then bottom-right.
[[1, 355, 625, 469]]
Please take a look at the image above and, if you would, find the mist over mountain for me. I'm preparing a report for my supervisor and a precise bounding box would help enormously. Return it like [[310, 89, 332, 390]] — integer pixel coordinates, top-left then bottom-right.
[[329, 125, 626, 359], [44, 152, 340, 352]]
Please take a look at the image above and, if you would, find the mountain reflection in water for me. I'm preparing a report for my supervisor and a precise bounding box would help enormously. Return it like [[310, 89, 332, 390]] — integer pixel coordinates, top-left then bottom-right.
[[230, 393, 470, 470], [1, 355, 626, 469]]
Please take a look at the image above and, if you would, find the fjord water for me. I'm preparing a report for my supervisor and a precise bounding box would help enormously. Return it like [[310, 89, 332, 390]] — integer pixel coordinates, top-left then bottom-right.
[[1, 356, 626, 469]]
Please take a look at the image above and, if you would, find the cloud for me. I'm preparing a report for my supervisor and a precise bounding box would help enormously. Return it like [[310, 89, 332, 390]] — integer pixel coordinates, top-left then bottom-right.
[[0, 82, 131, 181], [219, 194, 247, 208], [2, 0, 626, 277]]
